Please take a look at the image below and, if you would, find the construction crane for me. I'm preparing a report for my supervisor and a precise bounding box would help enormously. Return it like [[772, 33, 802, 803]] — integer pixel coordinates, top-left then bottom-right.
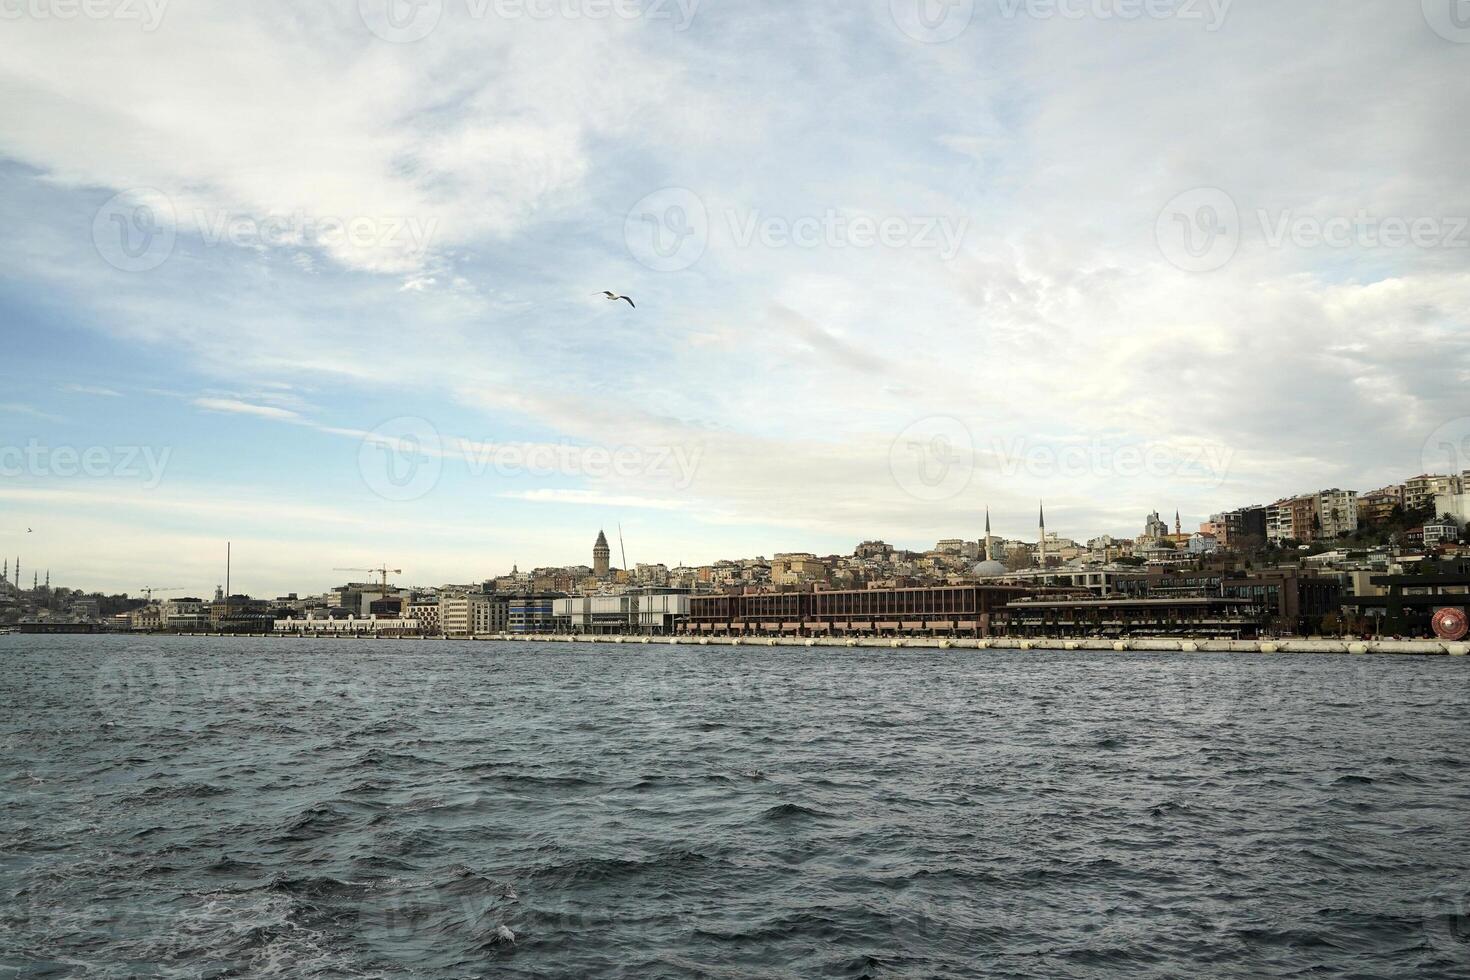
[[139, 586, 186, 602], [333, 566, 402, 592]]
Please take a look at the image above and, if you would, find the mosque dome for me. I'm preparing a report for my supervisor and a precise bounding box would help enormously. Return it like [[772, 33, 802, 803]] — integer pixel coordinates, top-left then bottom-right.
[[971, 559, 1008, 578]]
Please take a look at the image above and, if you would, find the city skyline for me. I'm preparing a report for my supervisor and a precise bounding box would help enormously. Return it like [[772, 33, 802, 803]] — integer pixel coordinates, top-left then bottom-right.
[[2, 3, 1467, 595]]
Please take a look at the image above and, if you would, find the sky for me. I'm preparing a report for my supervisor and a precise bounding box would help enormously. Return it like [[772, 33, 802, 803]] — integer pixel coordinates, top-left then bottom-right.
[[0, 0, 1468, 596]]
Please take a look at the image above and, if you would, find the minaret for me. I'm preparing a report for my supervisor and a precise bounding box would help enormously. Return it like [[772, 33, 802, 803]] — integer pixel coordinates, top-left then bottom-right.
[[1038, 502, 1047, 568], [593, 530, 611, 578], [984, 508, 994, 562], [1175, 510, 1182, 536]]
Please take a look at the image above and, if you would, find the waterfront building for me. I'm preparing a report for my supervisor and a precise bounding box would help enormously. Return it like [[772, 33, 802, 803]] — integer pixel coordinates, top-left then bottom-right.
[[210, 596, 275, 633], [1343, 560, 1470, 636], [1222, 571, 1342, 635], [554, 591, 691, 635], [684, 584, 1043, 638], [408, 599, 442, 635], [991, 566, 1150, 596], [274, 614, 421, 637], [162, 597, 208, 631], [509, 595, 560, 633], [1003, 594, 1262, 639], [440, 593, 509, 638]]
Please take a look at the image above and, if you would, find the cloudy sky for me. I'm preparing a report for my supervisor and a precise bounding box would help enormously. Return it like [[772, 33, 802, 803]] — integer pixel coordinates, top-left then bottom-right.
[[0, 0, 1467, 595]]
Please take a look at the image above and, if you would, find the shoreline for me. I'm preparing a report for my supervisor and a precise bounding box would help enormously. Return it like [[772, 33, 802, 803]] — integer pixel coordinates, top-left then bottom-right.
[[147, 633, 1470, 657]]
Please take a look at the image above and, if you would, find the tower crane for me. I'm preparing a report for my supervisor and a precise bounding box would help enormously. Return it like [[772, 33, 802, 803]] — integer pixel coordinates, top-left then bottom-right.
[[333, 566, 402, 592], [140, 586, 187, 602]]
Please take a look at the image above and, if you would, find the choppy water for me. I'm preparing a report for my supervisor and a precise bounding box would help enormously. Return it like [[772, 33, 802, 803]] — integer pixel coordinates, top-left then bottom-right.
[[3, 635, 1470, 978]]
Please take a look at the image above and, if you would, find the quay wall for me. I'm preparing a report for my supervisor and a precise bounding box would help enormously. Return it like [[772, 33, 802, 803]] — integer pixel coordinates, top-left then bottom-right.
[[188, 633, 1470, 656]]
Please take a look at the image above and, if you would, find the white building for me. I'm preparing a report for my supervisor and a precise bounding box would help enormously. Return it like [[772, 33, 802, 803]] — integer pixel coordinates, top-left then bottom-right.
[[1315, 489, 1359, 539], [1433, 492, 1470, 528], [439, 594, 508, 638], [1187, 532, 1220, 554], [1423, 516, 1461, 547], [554, 593, 691, 634]]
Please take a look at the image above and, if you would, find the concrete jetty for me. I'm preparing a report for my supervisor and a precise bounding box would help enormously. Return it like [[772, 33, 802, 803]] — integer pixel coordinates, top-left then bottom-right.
[[213, 632, 1470, 656]]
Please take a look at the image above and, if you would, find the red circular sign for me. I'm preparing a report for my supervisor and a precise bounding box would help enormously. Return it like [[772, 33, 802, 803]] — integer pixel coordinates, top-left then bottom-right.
[[1433, 607, 1469, 642]]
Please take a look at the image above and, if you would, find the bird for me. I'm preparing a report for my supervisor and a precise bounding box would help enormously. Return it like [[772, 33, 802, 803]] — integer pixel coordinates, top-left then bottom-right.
[[26, 528, 32, 533], [599, 291, 635, 308]]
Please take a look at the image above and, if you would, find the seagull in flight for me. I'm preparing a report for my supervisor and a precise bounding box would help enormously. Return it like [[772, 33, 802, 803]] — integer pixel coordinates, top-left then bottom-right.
[[600, 291, 636, 309]]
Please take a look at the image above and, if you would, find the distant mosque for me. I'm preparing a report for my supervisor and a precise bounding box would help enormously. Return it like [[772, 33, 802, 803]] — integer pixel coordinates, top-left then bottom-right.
[[970, 503, 1050, 578], [970, 508, 1008, 578]]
